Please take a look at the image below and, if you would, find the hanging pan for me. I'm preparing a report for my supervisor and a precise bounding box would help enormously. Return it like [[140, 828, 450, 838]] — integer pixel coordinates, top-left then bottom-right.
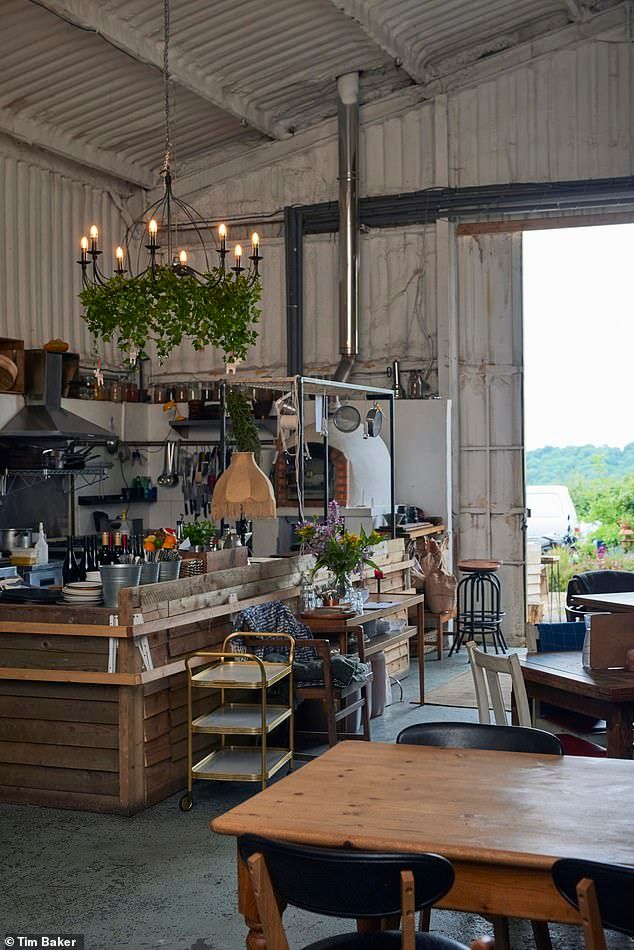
[[365, 402, 383, 437], [332, 399, 361, 433]]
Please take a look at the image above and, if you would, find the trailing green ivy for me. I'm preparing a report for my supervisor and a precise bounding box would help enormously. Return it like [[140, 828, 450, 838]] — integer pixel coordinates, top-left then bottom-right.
[[227, 388, 261, 462], [80, 266, 261, 362]]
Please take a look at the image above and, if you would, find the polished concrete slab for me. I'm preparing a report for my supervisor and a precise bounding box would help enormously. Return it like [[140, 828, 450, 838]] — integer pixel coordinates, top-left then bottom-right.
[[1, 652, 629, 949]]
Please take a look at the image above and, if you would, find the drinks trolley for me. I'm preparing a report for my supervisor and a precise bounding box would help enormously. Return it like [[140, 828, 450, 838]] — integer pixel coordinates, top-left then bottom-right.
[[179, 632, 295, 810]]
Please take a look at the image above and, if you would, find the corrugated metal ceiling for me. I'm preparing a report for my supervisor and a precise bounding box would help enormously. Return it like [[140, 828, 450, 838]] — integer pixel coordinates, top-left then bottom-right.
[[0, 0, 612, 187]]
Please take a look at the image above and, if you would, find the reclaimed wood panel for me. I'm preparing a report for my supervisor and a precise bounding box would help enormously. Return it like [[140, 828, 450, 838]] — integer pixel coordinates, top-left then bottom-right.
[[0, 718, 118, 749], [0, 762, 119, 796]]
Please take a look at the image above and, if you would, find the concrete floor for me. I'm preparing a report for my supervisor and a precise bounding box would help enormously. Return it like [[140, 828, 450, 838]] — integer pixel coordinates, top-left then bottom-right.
[[1, 652, 630, 950]]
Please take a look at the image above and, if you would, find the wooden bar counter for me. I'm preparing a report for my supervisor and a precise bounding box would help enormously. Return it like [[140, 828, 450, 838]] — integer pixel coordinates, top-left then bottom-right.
[[0, 556, 310, 814]]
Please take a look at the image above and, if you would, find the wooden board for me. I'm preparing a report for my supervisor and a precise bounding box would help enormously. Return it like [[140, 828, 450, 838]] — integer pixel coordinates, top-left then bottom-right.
[[584, 612, 634, 669]]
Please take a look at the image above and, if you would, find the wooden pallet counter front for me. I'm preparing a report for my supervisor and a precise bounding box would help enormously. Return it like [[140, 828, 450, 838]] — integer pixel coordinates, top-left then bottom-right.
[[0, 556, 310, 815]]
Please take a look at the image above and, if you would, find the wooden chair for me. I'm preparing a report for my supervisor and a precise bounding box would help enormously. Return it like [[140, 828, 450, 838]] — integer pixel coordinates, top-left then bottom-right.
[[295, 632, 372, 749], [466, 640, 531, 726], [466, 640, 606, 757], [239, 833, 495, 950], [396, 721, 563, 756], [552, 858, 634, 950]]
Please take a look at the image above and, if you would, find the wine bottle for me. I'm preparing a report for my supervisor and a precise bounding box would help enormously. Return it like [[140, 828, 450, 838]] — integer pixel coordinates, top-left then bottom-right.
[[62, 536, 80, 585], [100, 531, 112, 566], [75, 540, 86, 581], [109, 531, 120, 565]]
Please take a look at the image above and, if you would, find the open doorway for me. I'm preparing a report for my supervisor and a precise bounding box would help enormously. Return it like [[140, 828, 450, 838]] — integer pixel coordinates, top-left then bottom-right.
[[523, 221, 634, 622]]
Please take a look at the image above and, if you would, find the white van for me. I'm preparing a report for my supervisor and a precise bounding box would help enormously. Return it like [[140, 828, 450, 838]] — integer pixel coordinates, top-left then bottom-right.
[[526, 485, 578, 547]]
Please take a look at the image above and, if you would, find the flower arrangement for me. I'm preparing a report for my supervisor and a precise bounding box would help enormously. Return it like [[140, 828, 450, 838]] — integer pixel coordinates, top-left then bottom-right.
[[296, 501, 381, 594]]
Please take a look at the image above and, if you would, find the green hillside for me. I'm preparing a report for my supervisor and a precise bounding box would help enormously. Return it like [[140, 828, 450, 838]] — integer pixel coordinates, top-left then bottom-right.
[[526, 443, 634, 486]]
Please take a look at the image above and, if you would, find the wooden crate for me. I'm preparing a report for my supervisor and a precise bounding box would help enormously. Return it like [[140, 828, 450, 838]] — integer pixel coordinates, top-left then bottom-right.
[[384, 637, 410, 679]]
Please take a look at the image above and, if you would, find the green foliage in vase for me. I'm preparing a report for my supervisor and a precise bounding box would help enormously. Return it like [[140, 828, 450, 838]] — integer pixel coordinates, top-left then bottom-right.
[[182, 519, 218, 547], [80, 266, 261, 362], [226, 388, 261, 462]]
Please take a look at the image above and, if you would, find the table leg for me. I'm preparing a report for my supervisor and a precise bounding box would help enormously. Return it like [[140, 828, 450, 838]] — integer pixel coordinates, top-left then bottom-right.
[[238, 850, 267, 950], [606, 704, 634, 759], [416, 601, 425, 704]]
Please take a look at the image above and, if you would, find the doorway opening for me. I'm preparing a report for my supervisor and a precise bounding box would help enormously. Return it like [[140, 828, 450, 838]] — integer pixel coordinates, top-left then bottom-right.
[[523, 221, 634, 623]]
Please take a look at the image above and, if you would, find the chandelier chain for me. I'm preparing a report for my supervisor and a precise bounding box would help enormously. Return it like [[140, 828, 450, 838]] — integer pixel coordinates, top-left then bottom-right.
[[163, 0, 172, 173]]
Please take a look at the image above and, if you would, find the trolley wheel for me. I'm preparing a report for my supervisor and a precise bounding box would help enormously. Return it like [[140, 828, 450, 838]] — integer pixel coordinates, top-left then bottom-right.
[[179, 793, 193, 812]]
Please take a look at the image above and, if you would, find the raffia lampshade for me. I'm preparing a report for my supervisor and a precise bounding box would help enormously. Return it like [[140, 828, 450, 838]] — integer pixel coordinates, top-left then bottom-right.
[[211, 451, 277, 519]]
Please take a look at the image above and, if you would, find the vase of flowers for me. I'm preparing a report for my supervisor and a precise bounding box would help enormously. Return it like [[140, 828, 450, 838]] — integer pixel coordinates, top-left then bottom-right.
[[296, 501, 381, 602]]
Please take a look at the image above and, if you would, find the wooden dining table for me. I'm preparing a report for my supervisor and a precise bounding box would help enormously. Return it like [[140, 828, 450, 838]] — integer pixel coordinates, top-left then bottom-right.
[[211, 740, 634, 950], [520, 651, 634, 758]]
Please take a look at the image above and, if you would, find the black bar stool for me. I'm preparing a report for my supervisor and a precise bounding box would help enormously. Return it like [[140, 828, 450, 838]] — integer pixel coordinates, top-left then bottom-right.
[[449, 559, 507, 656]]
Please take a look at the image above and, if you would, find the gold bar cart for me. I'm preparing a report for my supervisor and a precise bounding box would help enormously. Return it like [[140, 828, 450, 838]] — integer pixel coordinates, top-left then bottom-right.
[[180, 632, 295, 810]]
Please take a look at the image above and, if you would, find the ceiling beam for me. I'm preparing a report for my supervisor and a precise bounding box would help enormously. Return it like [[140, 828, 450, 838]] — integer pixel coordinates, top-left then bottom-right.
[[0, 106, 155, 188], [562, 0, 590, 21], [32, 0, 285, 140], [329, 0, 426, 82]]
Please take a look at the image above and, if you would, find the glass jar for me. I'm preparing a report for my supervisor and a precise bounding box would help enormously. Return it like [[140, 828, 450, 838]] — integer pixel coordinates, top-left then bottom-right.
[[110, 380, 124, 403], [300, 572, 317, 613], [125, 382, 139, 402], [94, 380, 108, 401]]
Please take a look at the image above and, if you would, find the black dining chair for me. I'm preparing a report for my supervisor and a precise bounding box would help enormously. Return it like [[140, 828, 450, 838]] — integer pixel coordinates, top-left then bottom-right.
[[552, 858, 634, 950], [396, 721, 563, 756], [238, 834, 495, 950], [396, 721, 561, 950]]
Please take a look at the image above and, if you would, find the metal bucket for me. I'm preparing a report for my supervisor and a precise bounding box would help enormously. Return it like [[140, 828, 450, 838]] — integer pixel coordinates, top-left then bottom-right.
[[157, 559, 181, 582], [100, 564, 142, 608], [140, 562, 160, 585]]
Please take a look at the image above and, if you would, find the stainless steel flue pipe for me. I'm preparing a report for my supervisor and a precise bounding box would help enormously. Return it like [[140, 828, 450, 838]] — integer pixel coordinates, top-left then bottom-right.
[[334, 72, 360, 383]]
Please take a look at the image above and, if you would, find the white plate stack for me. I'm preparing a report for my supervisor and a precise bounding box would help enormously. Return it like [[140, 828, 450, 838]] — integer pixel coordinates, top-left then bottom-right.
[[62, 581, 103, 605]]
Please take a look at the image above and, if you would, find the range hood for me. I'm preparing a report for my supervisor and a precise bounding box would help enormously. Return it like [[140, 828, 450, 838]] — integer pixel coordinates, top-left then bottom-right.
[[0, 350, 113, 444]]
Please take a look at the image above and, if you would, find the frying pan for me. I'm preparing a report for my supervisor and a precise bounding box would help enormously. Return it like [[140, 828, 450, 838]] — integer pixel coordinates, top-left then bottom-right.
[[365, 402, 383, 437]]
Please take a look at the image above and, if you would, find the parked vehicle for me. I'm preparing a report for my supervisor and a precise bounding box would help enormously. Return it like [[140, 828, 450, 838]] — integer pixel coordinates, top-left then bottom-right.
[[527, 485, 578, 548]]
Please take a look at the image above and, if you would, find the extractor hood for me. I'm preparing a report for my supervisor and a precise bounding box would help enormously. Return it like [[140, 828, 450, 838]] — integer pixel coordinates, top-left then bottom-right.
[[0, 350, 113, 444]]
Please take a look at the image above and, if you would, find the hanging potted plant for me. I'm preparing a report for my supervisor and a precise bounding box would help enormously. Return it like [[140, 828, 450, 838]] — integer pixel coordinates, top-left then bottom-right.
[[211, 388, 276, 520], [80, 267, 261, 364]]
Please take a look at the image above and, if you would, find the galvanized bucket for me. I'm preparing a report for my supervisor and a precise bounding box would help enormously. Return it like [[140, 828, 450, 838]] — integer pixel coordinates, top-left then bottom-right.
[[157, 559, 182, 583], [140, 562, 160, 585], [100, 564, 142, 608]]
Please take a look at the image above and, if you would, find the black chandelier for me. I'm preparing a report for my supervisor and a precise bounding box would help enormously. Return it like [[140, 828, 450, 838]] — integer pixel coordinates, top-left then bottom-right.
[[77, 0, 261, 291]]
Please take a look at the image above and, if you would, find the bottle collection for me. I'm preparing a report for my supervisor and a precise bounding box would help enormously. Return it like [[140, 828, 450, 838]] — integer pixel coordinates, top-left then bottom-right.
[[61, 532, 148, 584]]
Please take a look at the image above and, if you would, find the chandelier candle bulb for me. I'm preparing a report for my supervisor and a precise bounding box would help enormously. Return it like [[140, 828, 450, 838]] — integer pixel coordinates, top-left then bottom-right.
[[219, 223, 227, 250], [80, 236, 88, 262], [115, 246, 125, 274], [148, 218, 158, 246], [233, 243, 244, 275], [179, 249, 188, 265]]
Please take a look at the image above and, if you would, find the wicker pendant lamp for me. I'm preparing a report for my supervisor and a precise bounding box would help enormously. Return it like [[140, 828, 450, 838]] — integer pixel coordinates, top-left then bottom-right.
[[211, 452, 277, 520]]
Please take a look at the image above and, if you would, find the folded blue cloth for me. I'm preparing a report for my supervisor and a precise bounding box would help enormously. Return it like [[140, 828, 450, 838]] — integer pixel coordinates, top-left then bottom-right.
[[536, 621, 585, 653]]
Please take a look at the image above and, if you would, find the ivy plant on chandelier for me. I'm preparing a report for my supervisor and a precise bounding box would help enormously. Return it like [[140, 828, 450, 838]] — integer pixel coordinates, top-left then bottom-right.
[[77, 0, 262, 367]]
